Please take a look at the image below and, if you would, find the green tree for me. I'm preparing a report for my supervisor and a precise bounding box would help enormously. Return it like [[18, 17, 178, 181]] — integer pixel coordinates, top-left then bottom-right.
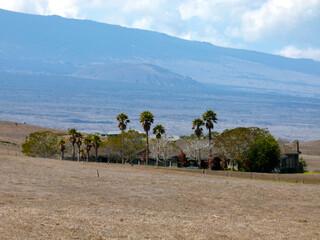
[[202, 110, 218, 157], [247, 134, 280, 173], [57, 139, 66, 160], [139, 111, 154, 165], [83, 135, 93, 162], [68, 128, 78, 160], [91, 135, 102, 161], [192, 118, 204, 166], [106, 130, 145, 164], [215, 127, 273, 171], [153, 124, 165, 167], [22, 131, 58, 158]]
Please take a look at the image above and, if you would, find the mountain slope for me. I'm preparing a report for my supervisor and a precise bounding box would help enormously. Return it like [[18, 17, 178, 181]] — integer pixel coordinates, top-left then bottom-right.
[[73, 63, 200, 88], [0, 9, 320, 140], [1, 8, 320, 75], [1, 8, 320, 97]]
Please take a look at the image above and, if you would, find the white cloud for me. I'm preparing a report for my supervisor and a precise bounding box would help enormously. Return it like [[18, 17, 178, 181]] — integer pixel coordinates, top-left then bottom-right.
[[233, 0, 320, 41], [0, 0, 80, 17], [179, 0, 212, 21], [178, 0, 252, 22], [123, 0, 165, 13], [132, 17, 153, 30], [276, 46, 320, 61]]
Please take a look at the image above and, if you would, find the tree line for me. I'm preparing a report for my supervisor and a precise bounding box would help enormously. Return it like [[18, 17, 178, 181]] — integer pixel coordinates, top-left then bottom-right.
[[22, 109, 281, 173]]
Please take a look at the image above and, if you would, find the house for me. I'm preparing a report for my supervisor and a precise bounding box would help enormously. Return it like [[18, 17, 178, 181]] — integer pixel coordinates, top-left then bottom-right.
[[279, 140, 301, 173]]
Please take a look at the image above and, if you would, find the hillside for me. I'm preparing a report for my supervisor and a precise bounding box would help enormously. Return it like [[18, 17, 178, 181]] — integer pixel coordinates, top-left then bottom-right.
[[0, 121, 66, 145], [1, 9, 320, 95], [0, 9, 320, 140], [300, 140, 320, 156]]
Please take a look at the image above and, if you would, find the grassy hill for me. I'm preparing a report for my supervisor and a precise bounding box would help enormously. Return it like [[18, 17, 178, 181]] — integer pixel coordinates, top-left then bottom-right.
[[0, 121, 66, 145]]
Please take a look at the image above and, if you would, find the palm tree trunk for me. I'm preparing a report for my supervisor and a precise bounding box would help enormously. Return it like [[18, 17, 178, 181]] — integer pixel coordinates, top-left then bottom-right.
[[121, 131, 124, 164], [197, 137, 201, 167], [77, 144, 81, 161], [72, 143, 75, 160], [95, 147, 98, 161], [146, 130, 149, 166], [209, 128, 212, 157], [87, 149, 89, 162], [156, 138, 160, 167]]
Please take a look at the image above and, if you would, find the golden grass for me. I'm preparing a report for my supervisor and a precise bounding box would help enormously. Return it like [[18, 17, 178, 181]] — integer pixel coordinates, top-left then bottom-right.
[[1, 152, 320, 239]]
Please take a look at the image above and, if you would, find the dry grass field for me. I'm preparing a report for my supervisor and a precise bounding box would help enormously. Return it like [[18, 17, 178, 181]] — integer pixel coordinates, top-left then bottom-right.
[[300, 140, 320, 156], [0, 121, 67, 145], [1, 150, 320, 239], [1, 120, 320, 239], [300, 154, 320, 172]]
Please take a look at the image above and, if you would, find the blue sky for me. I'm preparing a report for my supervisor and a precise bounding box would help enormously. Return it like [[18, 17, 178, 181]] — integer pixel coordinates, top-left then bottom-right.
[[1, 0, 320, 61]]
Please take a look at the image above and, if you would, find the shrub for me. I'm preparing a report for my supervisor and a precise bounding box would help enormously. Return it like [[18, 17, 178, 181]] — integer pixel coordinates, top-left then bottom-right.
[[178, 151, 187, 167], [22, 131, 59, 158], [209, 156, 221, 170]]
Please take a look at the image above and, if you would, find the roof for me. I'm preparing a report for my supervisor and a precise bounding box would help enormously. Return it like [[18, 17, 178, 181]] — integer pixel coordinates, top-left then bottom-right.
[[280, 142, 300, 158]]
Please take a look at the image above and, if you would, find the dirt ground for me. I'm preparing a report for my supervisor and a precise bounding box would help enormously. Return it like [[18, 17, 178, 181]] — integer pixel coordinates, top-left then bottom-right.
[[1, 149, 320, 240], [1, 121, 320, 239], [0, 121, 67, 145]]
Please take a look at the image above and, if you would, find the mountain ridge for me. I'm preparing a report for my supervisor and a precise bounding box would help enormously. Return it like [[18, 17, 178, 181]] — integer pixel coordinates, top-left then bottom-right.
[[1, 8, 320, 75]]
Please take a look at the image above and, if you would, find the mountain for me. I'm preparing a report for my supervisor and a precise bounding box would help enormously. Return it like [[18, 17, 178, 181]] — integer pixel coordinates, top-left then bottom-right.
[[1, 8, 320, 95], [73, 63, 200, 88], [0, 9, 319, 141]]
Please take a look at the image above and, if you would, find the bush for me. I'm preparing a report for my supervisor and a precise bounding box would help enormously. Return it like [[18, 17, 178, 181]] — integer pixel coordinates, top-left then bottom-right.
[[22, 131, 59, 158], [209, 156, 221, 170], [246, 134, 280, 173], [178, 151, 187, 167]]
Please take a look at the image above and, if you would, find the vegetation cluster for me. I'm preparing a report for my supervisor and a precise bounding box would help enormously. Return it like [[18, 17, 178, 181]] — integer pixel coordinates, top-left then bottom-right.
[[22, 110, 285, 173]]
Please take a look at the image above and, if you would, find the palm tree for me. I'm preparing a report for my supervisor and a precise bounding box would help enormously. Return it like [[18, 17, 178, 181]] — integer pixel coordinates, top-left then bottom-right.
[[83, 136, 93, 162], [202, 110, 218, 157], [192, 118, 204, 166], [139, 111, 154, 165], [92, 135, 102, 161], [192, 118, 204, 139], [116, 113, 130, 131], [57, 139, 66, 160], [153, 125, 165, 167], [75, 132, 83, 161], [116, 113, 130, 163], [68, 128, 77, 160]]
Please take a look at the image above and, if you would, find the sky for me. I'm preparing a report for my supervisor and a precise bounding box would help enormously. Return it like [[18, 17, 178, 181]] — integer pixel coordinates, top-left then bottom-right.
[[1, 0, 320, 61]]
